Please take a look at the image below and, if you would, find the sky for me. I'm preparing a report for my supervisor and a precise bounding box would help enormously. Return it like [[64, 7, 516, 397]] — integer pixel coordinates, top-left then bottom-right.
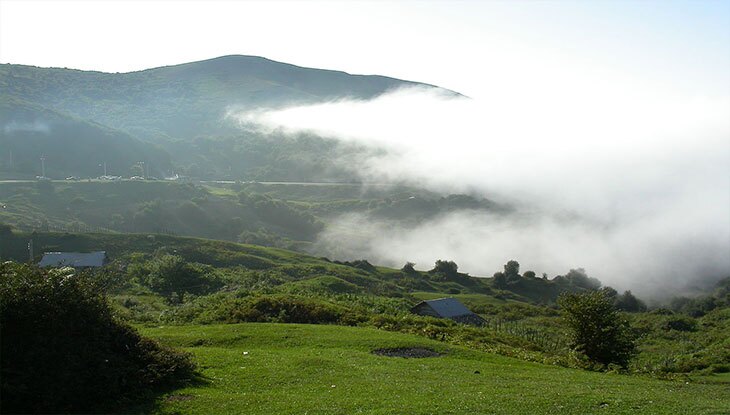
[[2, 0, 729, 293], [1, 0, 729, 99]]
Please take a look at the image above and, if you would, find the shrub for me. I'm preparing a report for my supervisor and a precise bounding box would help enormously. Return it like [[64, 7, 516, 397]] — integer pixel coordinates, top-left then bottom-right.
[[401, 262, 417, 274], [431, 260, 458, 276], [614, 290, 647, 312], [128, 254, 222, 297], [0, 262, 195, 413], [558, 291, 637, 368], [222, 295, 352, 324], [662, 315, 698, 332]]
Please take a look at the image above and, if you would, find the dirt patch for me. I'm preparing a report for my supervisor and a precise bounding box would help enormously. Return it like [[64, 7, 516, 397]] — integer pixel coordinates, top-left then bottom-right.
[[165, 394, 195, 403], [372, 347, 442, 358]]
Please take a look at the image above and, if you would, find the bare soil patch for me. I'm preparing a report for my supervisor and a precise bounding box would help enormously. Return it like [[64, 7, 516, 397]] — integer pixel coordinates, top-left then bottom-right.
[[372, 347, 442, 358]]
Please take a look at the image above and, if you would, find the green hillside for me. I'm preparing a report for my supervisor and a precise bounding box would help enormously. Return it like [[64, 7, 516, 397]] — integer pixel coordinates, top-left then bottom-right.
[[2, 229, 729, 413], [0, 56, 450, 142], [0, 180, 503, 251], [0, 96, 171, 178], [1, 56, 459, 180]]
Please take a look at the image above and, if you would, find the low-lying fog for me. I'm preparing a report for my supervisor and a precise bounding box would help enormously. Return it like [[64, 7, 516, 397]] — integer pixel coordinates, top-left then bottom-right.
[[232, 85, 730, 297]]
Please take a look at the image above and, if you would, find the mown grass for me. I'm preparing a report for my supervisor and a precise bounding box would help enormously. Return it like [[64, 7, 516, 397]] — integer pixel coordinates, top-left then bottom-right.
[[130, 323, 730, 415]]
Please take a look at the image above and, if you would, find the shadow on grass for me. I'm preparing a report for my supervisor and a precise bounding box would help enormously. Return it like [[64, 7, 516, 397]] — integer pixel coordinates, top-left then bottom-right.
[[113, 372, 212, 414]]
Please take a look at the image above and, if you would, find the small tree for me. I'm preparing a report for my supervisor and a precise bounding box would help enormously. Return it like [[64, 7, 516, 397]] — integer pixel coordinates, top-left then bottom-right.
[[558, 291, 636, 367], [614, 290, 647, 312], [401, 262, 417, 274], [503, 260, 520, 280], [493, 272, 507, 289], [431, 260, 458, 276]]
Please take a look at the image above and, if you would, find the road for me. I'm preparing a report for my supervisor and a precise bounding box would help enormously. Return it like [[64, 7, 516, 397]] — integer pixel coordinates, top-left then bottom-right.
[[0, 178, 392, 186]]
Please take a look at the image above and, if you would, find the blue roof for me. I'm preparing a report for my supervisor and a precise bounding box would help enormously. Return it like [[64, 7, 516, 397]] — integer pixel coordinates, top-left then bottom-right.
[[422, 298, 473, 318], [38, 251, 107, 267]]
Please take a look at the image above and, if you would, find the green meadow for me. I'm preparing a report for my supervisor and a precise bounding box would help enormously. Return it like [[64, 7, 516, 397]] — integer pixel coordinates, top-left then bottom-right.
[[132, 323, 730, 415]]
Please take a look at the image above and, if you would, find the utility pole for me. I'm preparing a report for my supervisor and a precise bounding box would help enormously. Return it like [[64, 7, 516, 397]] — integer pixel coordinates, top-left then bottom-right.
[[28, 239, 34, 263]]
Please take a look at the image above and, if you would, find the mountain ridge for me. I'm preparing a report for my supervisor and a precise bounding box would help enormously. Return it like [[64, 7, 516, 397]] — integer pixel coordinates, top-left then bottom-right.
[[0, 55, 460, 179]]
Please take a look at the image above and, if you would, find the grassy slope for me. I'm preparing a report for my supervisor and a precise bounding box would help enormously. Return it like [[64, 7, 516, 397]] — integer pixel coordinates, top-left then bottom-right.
[[2, 231, 323, 267], [133, 323, 730, 415]]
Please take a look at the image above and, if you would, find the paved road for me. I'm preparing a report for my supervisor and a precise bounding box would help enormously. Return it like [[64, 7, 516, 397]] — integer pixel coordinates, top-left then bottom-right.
[[0, 178, 392, 186]]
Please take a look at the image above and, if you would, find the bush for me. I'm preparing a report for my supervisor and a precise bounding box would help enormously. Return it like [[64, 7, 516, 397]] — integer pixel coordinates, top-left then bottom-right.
[[0, 262, 195, 413], [431, 260, 458, 276], [662, 315, 698, 332], [221, 295, 360, 325], [558, 291, 637, 368], [614, 290, 647, 312], [128, 254, 222, 297]]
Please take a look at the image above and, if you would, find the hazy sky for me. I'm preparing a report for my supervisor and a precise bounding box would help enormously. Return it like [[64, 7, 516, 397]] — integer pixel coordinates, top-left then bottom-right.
[[1, 0, 729, 99]]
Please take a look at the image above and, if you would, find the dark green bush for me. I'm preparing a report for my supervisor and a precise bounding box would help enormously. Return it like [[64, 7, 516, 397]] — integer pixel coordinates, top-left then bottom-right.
[[662, 315, 698, 332], [559, 291, 637, 368], [0, 262, 195, 414], [128, 254, 223, 297], [222, 295, 353, 324]]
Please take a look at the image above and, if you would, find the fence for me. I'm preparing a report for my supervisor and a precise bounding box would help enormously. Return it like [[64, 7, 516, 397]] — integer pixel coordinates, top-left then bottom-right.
[[482, 317, 567, 352]]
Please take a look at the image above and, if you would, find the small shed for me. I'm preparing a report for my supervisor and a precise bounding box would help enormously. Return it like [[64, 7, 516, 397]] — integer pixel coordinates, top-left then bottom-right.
[[411, 297, 485, 326], [38, 251, 108, 268]]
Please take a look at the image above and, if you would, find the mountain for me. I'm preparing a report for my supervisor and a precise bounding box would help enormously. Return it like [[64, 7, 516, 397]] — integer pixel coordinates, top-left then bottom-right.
[[0, 55, 455, 179], [0, 55, 453, 142]]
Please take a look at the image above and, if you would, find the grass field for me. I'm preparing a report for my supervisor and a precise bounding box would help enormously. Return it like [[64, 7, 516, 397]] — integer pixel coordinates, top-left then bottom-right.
[[131, 323, 730, 415]]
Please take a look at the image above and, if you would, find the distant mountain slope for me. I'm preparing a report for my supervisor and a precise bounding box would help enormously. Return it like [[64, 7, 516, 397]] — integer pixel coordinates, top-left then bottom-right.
[[0, 55, 455, 142], [0, 96, 171, 178]]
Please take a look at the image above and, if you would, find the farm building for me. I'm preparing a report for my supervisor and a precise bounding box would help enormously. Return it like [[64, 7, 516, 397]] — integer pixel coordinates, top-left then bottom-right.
[[38, 251, 108, 268], [411, 297, 485, 326]]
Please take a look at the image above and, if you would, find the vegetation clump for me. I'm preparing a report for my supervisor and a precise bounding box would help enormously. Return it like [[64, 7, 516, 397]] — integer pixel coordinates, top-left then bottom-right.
[[558, 291, 637, 368], [0, 262, 195, 414]]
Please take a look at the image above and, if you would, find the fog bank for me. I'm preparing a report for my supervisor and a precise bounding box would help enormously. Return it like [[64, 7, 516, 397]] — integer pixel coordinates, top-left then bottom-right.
[[232, 86, 730, 296]]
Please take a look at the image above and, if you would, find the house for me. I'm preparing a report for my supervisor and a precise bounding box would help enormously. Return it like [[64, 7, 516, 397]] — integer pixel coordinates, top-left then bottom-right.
[[411, 297, 485, 326], [38, 251, 108, 268]]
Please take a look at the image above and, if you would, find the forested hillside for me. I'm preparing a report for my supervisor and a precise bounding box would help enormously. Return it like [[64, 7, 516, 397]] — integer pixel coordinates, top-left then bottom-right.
[[0, 56, 454, 179]]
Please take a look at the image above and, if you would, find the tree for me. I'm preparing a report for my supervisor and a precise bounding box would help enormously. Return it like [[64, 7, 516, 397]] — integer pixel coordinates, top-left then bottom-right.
[[504, 260, 520, 280], [558, 291, 636, 367], [601, 286, 618, 299], [401, 262, 417, 274], [431, 260, 458, 276], [493, 272, 507, 289], [564, 268, 602, 290], [523, 270, 536, 279], [614, 290, 647, 312]]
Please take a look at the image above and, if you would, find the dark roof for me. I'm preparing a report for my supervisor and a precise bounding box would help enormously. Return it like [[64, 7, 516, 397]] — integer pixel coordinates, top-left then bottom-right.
[[419, 298, 474, 318], [38, 251, 107, 268]]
